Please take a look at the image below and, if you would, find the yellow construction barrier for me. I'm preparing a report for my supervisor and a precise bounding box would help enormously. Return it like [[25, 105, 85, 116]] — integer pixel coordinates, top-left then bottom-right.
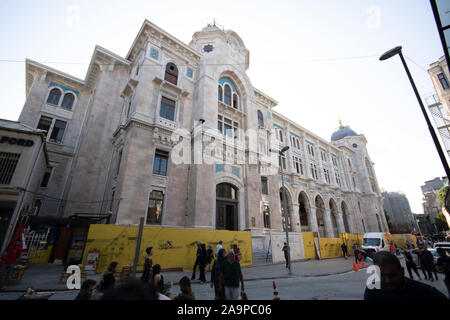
[[340, 233, 363, 256], [318, 238, 342, 259], [302, 232, 318, 259], [81, 225, 252, 273]]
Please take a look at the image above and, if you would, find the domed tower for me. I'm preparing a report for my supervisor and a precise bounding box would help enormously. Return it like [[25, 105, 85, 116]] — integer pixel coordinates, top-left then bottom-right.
[[330, 121, 388, 233]]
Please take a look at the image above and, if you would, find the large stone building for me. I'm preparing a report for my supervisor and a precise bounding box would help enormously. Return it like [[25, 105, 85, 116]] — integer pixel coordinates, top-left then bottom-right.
[[15, 20, 388, 256], [382, 191, 416, 233], [417, 177, 448, 234]]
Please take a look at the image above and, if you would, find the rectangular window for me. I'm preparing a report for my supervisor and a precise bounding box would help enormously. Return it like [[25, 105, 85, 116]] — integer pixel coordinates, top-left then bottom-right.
[[49, 120, 66, 143], [40, 167, 52, 188], [320, 151, 327, 162], [438, 73, 449, 89], [37, 116, 53, 138], [324, 168, 330, 184], [0, 152, 20, 184], [146, 190, 164, 225], [217, 115, 239, 139], [258, 139, 266, 155], [150, 48, 159, 60], [186, 68, 193, 78], [263, 205, 271, 229], [310, 163, 318, 180], [335, 172, 341, 187], [292, 156, 303, 175], [153, 150, 169, 176], [261, 177, 268, 195], [307, 144, 315, 157], [279, 154, 287, 170], [332, 156, 338, 167], [160, 96, 176, 121]]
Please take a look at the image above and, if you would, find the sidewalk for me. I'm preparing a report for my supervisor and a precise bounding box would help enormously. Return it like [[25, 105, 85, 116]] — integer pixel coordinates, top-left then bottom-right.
[[0, 256, 371, 292]]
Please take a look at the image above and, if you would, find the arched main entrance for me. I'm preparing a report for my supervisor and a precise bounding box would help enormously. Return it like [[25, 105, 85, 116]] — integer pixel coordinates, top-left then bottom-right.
[[216, 183, 239, 231], [315, 195, 326, 237], [298, 191, 310, 232], [280, 187, 293, 232]]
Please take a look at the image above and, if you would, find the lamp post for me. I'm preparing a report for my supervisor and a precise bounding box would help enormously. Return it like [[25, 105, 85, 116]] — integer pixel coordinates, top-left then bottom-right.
[[278, 146, 292, 275], [380, 46, 450, 180]]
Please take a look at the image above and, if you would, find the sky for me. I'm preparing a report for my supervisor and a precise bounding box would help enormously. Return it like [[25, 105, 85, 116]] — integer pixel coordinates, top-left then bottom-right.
[[0, 0, 446, 214]]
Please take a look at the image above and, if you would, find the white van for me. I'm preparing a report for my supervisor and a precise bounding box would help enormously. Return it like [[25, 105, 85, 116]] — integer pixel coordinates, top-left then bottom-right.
[[362, 232, 389, 255]]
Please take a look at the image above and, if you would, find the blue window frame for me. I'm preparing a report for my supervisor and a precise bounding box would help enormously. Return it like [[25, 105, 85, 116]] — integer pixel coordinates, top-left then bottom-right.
[[47, 88, 61, 105], [160, 96, 176, 121], [153, 150, 169, 176]]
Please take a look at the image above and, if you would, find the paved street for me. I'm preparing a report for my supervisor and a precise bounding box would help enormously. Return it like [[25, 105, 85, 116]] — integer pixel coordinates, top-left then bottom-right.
[[1, 256, 448, 300]]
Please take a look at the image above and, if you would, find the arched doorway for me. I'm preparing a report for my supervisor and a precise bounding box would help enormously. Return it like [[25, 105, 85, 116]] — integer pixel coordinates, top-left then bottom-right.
[[216, 183, 239, 230], [298, 191, 310, 232], [341, 201, 350, 233], [329, 199, 338, 237], [280, 187, 293, 232], [315, 196, 326, 237]]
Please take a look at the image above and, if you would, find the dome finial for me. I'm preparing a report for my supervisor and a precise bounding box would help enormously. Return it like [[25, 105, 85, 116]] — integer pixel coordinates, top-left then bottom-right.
[[339, 117, 344, 129]]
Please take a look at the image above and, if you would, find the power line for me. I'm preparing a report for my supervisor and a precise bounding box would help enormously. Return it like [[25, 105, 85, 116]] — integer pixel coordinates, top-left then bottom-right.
[[20, 188, 120, 204], [404, 55, 429, 73]]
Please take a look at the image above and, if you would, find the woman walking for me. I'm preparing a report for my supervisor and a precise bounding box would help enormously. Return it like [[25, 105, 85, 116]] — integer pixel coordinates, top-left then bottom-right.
[[402, 247, 421, 280], [199, 244, 208, 283], [141, 247, 153, 282], [211, 248, 226, 300]]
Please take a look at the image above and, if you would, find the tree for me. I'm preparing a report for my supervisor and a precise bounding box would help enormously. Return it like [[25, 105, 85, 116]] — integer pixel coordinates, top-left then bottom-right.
[[435, 211, 449, 232], [438, 185, 448, 207]]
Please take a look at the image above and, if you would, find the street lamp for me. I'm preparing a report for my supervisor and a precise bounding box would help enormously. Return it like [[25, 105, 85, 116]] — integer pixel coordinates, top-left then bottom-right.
[[278, 146, 292, 275], [379, 46, 450, 180]]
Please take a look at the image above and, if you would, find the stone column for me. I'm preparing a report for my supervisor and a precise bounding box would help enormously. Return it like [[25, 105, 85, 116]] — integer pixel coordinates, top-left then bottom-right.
[[323, 206, 334, 238], [309, 206, 319, 233], [336, 208, 346, 235], [291, 204, 301, 232]]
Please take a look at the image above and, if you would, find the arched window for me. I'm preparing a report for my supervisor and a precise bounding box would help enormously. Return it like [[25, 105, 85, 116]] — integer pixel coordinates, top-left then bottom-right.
[[218, 85, 223, 101], [257, 111, 264, 127], [164, 63, 178, 85], [224, 84, 232, 105], [61, 93, 75, 109], [232, 93, 238, 109], [47, 88, 61, 105]]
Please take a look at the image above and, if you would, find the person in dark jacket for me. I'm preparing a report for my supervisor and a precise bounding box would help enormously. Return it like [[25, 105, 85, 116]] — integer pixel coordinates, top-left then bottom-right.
[[437, 248, 450, 298], [198, 244, 208, 283], [100, 262, 118, 292], [211, 248, 226, 300], [141, 247, 153, 282], [174, 276, 195, 300], [151, 264, 164, 293], [420, 246, 438, 281], [402, 247, 421, 280], [74, 279, 97, 300], [206, 245, 214, 272], [364, 251, 448, 300], [191, 242, 202, 280], [341, 242, 348, 259]]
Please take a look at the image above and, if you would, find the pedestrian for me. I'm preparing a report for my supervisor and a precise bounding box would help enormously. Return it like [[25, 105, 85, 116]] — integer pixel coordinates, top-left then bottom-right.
[[151, 264, 165, 293], [417, 247, 429, 280], [389, 242, 396, 254], [211, 248, 226, 300], [173, 276, 195, 300], [233, 244, 242, 263], [219, 250, 245, 300], [99, 261, 118, 292], [401, 248, 421, 280], [216, 240, 223, 258], [198, 244, 208, 283], [206, 245, 214, 272], [420, 245, 438, 281], [341, 242, 348, 259], [0, 239, 22, 289], [364, 251, 448, 300], [191, 242, 202, 280], [141, 246, 153, 282], [74, 279, 97, 300], [282, 242, 289, 268], [436, 248, 450, 298]]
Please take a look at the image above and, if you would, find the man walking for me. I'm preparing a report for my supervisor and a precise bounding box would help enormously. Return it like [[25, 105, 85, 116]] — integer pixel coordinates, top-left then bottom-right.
[[364, 251, 448, 300], [420, 245, 438, 281], [401, 247, 421, 280], [341, 242, 348, 259], [437, 248, 450, 298], [216, 240, 223, 258], [0, 240, 22, 289], [219, 250, 245, 300], [282, 243, 289, 268], [352, 243, 360, 264], [191, 242, 202, 280]]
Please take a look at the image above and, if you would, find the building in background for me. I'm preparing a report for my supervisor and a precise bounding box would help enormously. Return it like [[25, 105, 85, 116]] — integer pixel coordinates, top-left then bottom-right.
[[418, 176, 448, 235], [10, 20, 388, 262], [0, 119, 49, 253], [382, 191, 417, 233]]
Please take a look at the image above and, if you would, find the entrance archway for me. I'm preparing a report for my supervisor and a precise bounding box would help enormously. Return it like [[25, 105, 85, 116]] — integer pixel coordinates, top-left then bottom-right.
[[280, 187, 293, 232], [315, 195, 326, 237], [341, 201, 350, 233], [329, 199, 338, 237], [298, 191, 310, 232], [216, 183, 239, 231]]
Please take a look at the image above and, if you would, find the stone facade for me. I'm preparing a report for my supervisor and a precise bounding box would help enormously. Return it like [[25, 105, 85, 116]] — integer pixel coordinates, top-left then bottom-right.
[[382, 191, 415, 233], [16, 20, 388, 254]]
